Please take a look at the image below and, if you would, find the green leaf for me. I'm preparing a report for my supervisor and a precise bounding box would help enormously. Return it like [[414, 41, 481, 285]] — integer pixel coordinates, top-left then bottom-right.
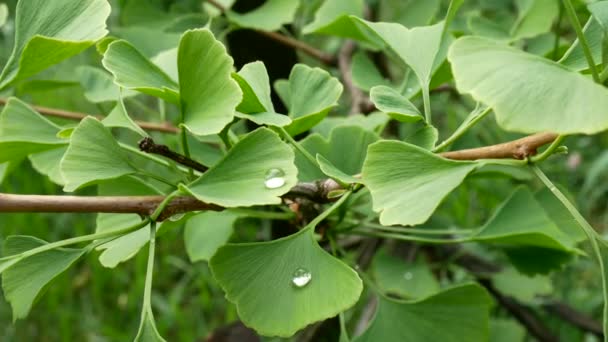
[[102, 98, 147, 137], [402, 123, 438, 150], [370, 86, 422, 122], [0, 97, 66, 163], [77, 66, 134, 103], [29, 147, 68, 185], [181, 128, 297, 207], [362, 141, 477, 226], [351, 51, 392, 92], [0, 0, 110, 90], [2, 236, 86, 320], [178, 29, 242, 136], [371, 249, 439, 299], [490, 318, 526, 342], [102, 40, 179, 103], [0, 4, 8, 29], [510, 0, 559, 40], [210, 228, 362, 337], [226, 0, 299, 31], [232, 61, 291, 127], [535, 187, 587, 243], [302, 0, 366, 38], [295, 126, 379, 182], [378, 0, 441, 28], [60, 117, 136, 192], [317, 155, 360, 184], [281, 64, 343, 136], [134, 312, 166, 342], [473, 186, 578, 252], [449, 36, 608, 134], [359, 20, 445, 88], [559, 18, 604, 71], [356, 283, 491, 342], [184, 211, 239, 262], [313, 112, 389, 138], [492, 267, 552, 304]]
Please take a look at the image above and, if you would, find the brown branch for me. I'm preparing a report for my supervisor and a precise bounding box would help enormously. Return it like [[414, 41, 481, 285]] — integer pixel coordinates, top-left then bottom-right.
[[338, 40, 368, 115], [439, 132, 559, 160], [203, 1, 335, 65], [0, 98, 179, 134], [139, 137, 208, 173], [479, 279, 559, 342], [542, 301, 604, 338]]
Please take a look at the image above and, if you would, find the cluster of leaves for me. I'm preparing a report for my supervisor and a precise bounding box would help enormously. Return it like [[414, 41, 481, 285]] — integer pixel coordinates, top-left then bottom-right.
[[1, 0, 608, 341]]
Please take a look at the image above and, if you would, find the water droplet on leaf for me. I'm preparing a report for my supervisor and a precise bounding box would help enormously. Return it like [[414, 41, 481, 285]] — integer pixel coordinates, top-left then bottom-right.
[[264, 168, 286, 189], [291, 268, 312, 288], [403, 272, 413, 280]]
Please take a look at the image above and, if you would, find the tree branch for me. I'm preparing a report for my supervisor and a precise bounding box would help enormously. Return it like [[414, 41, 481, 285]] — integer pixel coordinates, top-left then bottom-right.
[[542, 300, 604, 338], [0, 98, 179, 134], [204, 0, 336, 65], [139, 137, 208, 173], [338, 40, 372, 115], [439, 132, 559, 160]]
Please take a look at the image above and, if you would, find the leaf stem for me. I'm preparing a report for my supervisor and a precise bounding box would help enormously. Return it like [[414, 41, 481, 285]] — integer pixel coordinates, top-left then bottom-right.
[[347, 229, 471, 244], [278, 127, 319, 168], [306, 191, 352, 230], [530, 135, 565, 163], [530, 164, 608, 332], [434, 106, 492, 152], [0, 219, 150, 261], [562, 0, 600, 82], [422, 87, 432, 124], [143, 221, 157, 312], [180, 128, 194, 179]]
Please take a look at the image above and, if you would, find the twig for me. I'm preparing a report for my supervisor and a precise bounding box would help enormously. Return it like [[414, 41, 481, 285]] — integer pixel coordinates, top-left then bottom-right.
[[139, 137, 208, 173], [439, 132, 559, 160], [204, 0, 336, 65], [338, 40, 368, 115], [542, 301, 604, 338], [0, 98, 179, 134], [479, 279, 559, 342]]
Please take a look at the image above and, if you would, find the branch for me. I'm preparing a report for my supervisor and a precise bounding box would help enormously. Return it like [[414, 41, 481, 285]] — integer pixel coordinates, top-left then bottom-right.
[[542, 301, 604, 338], [439, 132, 559, 160], [0, 98, 179, 134], [203, 0, 335, 65], [139, 137, 208, 173], [338, 40, 372, 115], [478, 279, 559, 342]]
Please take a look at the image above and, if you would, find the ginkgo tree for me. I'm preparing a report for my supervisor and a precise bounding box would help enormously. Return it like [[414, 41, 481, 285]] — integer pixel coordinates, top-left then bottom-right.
[[1, 0, 608, 341]]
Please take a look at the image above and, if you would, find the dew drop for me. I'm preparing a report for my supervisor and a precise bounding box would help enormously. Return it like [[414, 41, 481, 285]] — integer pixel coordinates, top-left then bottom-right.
[[291, 268, 312, 288], [403, 272, 413, 280], [264, 168, 286, 189]]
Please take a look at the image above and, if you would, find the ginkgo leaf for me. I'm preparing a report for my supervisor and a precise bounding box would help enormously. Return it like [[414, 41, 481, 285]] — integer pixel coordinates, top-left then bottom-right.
[[210, 227, 362, 337], [449, 36, 608, 134], [370, 86, 422, 122], [29, 147, 67, 185], [178, 29, 242, 136], [184, 211, 239, 262], [134, 312, 166, 342], [280, 64, 343, 136], [362, 141, 478, 226], [0, 97, 66, 163], [2, 236, 86, 321], [302, 0, 367, 40], [60, 117, 136, 192], [356, 283, 491, 342], [295, 126, 379, 182], [0, 0, 110, 89], [102, 40, 179, 103], [102, 98, 147, 137], [180, 128, 297, 207], [226, 0, 299, 31]]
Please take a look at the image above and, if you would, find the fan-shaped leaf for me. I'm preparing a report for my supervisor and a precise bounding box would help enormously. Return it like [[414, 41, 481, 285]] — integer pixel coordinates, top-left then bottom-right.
[[356, 284, 491, 342], [102, 40, 179, 103], [370, 86, 421, 122], [362, 141, 478, 226], [60, 117, 136, 192], [0, 0, 110, 89], [226, 0, 299, 31], [449, 36, 608, 134], [0, 98, 66, 163], [178, 29, 242, 136], [181, 128, 297, 207], [210, 228, 362, 337], [184, 211, 239, 262]]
